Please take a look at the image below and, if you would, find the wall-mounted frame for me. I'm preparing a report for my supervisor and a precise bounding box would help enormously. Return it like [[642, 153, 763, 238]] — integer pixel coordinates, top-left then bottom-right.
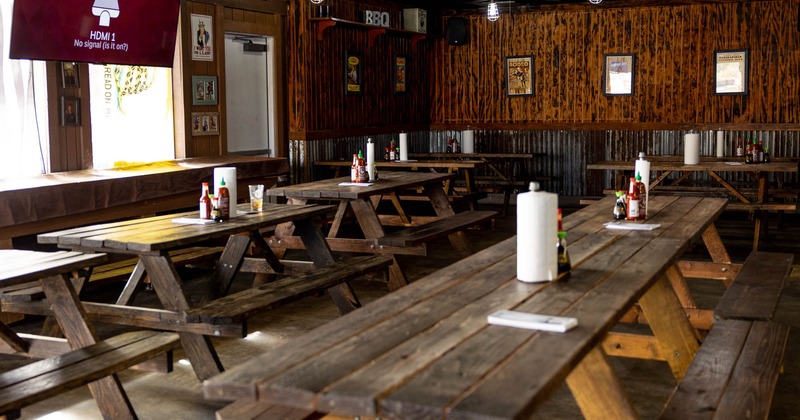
[[60, 96, 80, 126], [394, 55, 407, 94], [345, 52, 362, 95], [714, 49, 748, 95], [61, 62, 79, 88], [191, 112, 220, 136], [603, 54, 635, 96], [192, 76, 218, 105], [191, 14, 214, 61], [505, 55, 534, 97]]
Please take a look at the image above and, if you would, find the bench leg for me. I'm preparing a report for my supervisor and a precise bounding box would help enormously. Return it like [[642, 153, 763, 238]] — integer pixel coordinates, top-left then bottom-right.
[[566, 347, 637, 420], [638, 273, 701, 382], [116, 260, 147, 306], [351, 199, 408, 290], [141, 255, 224, 381], [40, 274, 137, 419]]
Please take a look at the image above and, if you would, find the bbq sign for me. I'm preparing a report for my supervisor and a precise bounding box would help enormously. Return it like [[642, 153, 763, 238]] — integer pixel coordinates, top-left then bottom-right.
[[10, 0, 180, 68]]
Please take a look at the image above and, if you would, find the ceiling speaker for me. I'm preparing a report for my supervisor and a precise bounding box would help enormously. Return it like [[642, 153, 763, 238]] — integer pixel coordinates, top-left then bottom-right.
[[446, 17, 468, 46]]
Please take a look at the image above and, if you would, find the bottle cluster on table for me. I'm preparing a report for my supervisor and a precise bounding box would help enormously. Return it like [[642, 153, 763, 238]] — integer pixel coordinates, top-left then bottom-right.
[[737, 136, 771, 164]]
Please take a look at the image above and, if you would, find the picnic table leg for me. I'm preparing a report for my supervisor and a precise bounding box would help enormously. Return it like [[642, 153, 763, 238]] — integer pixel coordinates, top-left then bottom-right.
[[207, 235, 252, 300], [565, 346, 637, 420], [141, 255, 224, 381], [753, 173, 768, 251], [350, 198, 408, 290], [115, 260, 148, 306], [40, 273, 136, 419], [294, 218, 360, 314], [424, 186, 473, 257], [637, 273, 701, 382]]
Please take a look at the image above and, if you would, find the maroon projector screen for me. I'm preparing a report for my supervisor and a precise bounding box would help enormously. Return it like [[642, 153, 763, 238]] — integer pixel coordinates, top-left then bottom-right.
[[9, 0, 180, 67]]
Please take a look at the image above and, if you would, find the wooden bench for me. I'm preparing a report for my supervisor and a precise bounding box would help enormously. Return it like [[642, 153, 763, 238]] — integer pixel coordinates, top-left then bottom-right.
[[215, 397, 320, 420], [714, 251, 794, 322], [376, 210, 496, 248], [660, 319, 790, 419], [185, 255, 393, 327], [0, 330, 180, 419]]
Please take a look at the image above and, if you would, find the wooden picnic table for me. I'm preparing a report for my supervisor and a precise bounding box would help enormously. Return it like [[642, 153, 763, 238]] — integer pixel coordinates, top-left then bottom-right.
[[266, 171, 496, 291], [587, 159, 799, 250], [204, 195, 732, 419], [33, 203, 345, 382], [0, 250, 179, 419]]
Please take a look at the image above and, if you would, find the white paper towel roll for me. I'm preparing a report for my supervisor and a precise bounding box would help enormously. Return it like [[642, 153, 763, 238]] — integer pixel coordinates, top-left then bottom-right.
[[516, 183, 558, 282], [214, 167, 237, 218], [716, 131, 725, 157], [684, 132, 700, 165], [461, 130, 474, 154], [399, 133, 408, 161], [366, 138, 376, 181]]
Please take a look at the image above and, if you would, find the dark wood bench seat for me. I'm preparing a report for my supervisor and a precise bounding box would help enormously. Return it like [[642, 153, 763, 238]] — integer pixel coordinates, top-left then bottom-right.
[[185, 255, 393, 326], [376, 210, 496, 248], [215, 396, 319, 420], [0, 330, 180, 419], [714, 251, 794, 322], [660, 319, 790, 420]]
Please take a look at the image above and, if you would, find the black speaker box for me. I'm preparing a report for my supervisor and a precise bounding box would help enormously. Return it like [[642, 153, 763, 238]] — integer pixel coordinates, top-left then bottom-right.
[[446, 17, 468, 46]]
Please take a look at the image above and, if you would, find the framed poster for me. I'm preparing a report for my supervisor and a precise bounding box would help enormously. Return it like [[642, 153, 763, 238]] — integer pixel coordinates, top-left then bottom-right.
[[191, 112, 220, 136], [60, 96, 80, 126], [603, 54, 635, 96], [345, 52, 362, 95], [394, 55, 407, 93], [505, 55, 534, 97], [192, 76, 218, 105], [715, 50, 748, 95], [191, 14, 213, 61], [61, 62, 79, 88]]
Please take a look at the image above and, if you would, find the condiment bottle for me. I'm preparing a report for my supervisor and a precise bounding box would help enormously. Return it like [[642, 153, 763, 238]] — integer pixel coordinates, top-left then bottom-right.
[[613, 191, 627, 220], [356, 150, 368, 183], [218, 178, 230, 221], [764, 147, 771, 163], [626, 177, 640, 221], [199, 182, 212, 219], [351, 153, 359, 182], [636, 172, 647, 220], [557, 231, 571, 275]]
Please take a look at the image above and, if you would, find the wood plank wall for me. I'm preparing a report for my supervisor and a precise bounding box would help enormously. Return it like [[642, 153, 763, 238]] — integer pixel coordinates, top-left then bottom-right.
[[48, 62, 92, 172], [431, 0, 800, 129], [288, 0, 431, 140]]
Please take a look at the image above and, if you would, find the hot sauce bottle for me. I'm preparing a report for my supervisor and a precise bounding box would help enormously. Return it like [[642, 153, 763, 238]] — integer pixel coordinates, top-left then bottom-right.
[[218, 178, 230, 221], [626, 177, 640, 221], [199, 182, 212, 219]]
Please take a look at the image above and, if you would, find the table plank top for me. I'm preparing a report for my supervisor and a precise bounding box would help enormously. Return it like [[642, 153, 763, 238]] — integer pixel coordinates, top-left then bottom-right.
[[205, 196, 728, 419], [588, 159, 798, 173], [314, 160, 486, 169], [410, 153, 544, 159], [0, 250, 107, 288], [266, 172, 454, 200], [37, 203, 334, 254]]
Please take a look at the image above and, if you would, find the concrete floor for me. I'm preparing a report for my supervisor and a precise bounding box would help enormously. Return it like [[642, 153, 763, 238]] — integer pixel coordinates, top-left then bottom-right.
[[6, 203, 800, 419]]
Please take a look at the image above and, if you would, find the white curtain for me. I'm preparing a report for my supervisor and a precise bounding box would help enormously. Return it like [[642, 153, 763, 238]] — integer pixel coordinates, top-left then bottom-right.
[[0, 0, 49, 179]]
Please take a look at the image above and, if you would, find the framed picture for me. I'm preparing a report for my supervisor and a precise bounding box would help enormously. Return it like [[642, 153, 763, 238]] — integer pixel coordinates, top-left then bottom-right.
[[191, 112, 220, 136], [603, 54, 635, 96], [505, 55, 534, 97], [192, 76, 218, 105], [191, 14, 214, 61], [715, 50, 748, 95], [345, 52, 362, 95], [61, 62, 79, 88], [394, 55, 407, 93], [60, 96, 80, 126]]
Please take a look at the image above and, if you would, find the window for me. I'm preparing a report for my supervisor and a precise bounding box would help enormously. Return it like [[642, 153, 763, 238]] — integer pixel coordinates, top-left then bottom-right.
[[88, 64, 175, 169]]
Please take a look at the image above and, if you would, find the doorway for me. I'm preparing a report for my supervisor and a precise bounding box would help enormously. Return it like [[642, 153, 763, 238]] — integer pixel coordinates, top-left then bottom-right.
[[223, 34, 274, 156]]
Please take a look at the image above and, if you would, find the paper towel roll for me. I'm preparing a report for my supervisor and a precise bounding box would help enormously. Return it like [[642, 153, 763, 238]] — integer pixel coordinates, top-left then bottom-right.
[[366, 139, 376, 181], [684, 132, 700, 165], [461, 130, 474, 154], [516, 184, 558, 282], [214, 167, 237, 218], [399, 133, 408, 161], [716, 131, 725, 157]]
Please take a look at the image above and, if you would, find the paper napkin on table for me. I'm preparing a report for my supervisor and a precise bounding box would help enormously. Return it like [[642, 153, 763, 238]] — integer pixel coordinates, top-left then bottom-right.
[[338, 182, 374, 187], [604, 221, 662, 231], [172, 217, 218, 225]]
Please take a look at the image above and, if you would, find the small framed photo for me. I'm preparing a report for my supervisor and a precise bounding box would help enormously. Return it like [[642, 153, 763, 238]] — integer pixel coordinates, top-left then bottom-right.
[[715, 50, 748, 95], [61, 62, 79, 88], [505, 55, 534, 97], [192, 76, 218, 105], [394, 55, 407, 93], [191, 112, 220, 136], [60, 96, 80, 126], [345, 52, 362, 95], [603, 54, 635, 96]]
